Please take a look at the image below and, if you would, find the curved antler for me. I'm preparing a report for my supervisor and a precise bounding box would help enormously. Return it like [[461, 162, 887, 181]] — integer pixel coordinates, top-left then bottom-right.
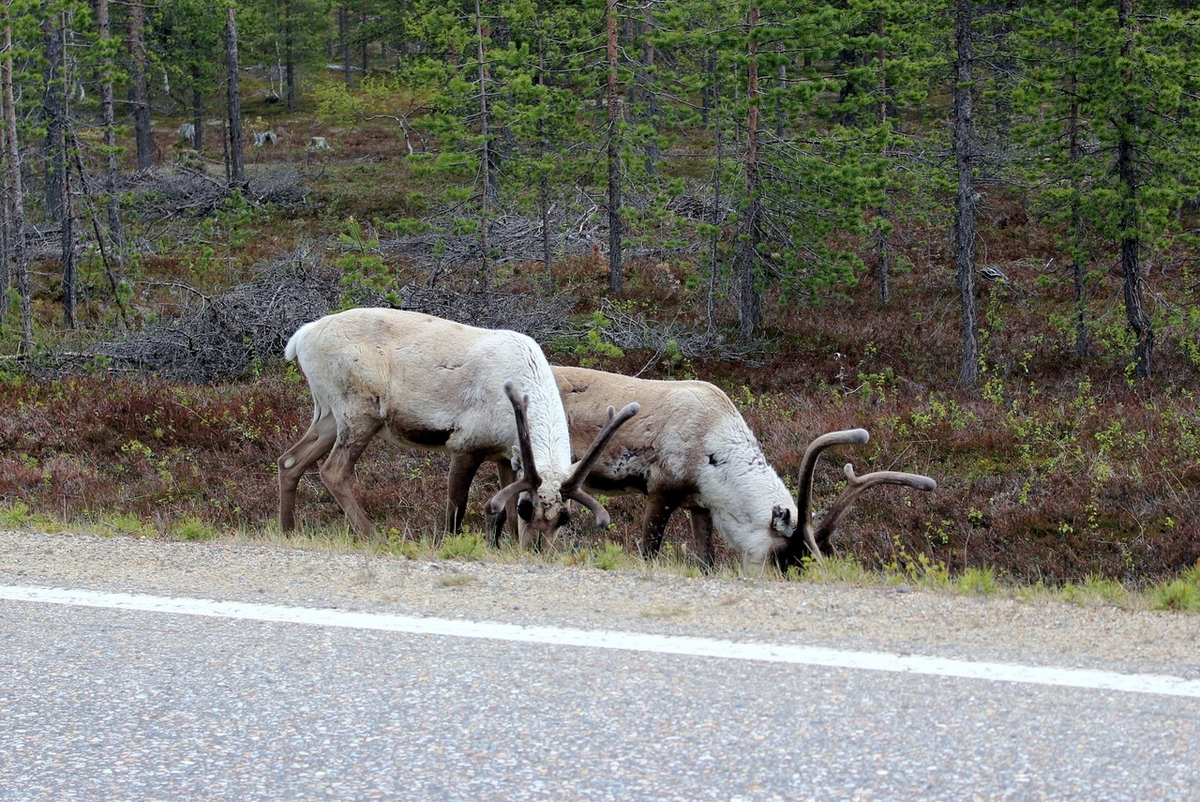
[[789, 428, 936, 561], [812, 464, 937, 553], [796, 428, 869, 540], [486, 381, 542, 514], [561, 401, 640, 526]]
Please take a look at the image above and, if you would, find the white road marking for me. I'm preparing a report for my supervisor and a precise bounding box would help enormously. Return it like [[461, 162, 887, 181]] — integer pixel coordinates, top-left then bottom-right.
[[3, 583, 1198, 699]]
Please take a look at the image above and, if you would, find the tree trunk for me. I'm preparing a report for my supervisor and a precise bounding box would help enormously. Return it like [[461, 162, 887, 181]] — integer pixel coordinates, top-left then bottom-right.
[[954, 0, 980, 388], [736, 3, 763, 339], [361, 1, 369, 75], [191, 62, 204, 151], [606, 0, 623, 293], [226, 6, 245, 187], [97, 0, 125, 277], [3, 2, 31, 351], [708, 43, 722, 336], [340, 7, 351, 86], [1067, 29, 1087, 359], [474, 0, 492, 290], [43, 13, 66, 221], [638, 5, 659, 174], [875, 11, 891, 306], [285, 0, 297, 110], [537, 26, 552, 292], [129, 0, 153, 170], [1118, 0, 1152, 378]]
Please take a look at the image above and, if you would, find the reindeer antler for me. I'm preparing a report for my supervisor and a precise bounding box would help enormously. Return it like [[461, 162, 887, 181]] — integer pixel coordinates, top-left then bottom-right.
[[812, 463, 938, 553], [792, 428, 936, 560], [562, 401, 640, 526], [486, 381, 543, 514]]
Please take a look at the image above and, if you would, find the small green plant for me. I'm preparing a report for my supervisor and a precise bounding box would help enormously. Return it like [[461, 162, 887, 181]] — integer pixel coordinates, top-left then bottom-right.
[[438, 532, 486, 561], [0, 501, 33, 528], [336, 216, 402, 308], [798, 554, 870, 584], [103, 512, 155, 537], [172, 516, 219, 542], [437, 573, 474, 588], [574, 311, 625, 366], [1149, 580, 1200, 612], [884, 537, 951, 589], [957, 566, 998, 596], [585, 541, 626, 570]]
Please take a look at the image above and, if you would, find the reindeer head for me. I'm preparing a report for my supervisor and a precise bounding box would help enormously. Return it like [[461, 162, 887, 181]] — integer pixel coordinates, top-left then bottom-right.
[[773, 428, 937, 571], [488, 381, 639, 551]]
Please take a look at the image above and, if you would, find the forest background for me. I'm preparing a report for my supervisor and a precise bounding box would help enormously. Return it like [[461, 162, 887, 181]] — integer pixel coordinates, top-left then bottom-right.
[[0, 0, 1198, 593]]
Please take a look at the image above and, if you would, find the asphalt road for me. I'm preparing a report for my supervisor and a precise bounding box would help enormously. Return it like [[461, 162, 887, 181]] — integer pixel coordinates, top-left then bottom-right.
[[2, 587, 1198, 801]]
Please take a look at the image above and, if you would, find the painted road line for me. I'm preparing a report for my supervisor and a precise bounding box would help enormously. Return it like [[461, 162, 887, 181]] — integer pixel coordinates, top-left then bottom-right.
[[3, 583, 1198, 699]]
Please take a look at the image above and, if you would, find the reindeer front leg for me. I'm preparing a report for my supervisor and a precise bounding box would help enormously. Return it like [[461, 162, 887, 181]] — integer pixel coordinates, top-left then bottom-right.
[[446, 453, 485, 535], [689, 508, 715, 572], [640, 495, 678, 559], [487, 457, 518, 547]]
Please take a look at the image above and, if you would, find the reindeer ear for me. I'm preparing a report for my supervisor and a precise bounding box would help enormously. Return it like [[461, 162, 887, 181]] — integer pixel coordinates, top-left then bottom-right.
[[770, 504, 794, 536]]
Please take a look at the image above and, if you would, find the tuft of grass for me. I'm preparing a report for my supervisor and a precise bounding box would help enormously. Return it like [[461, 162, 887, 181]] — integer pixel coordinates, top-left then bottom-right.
[[1149, 580, 1200, 612], [798, 554, 872, 585], [1059, 575, 1131, 607], [438, 532, 486, 561], [171, 516, 220, 542], [957, 566, 999, 596], [437, 573, 473, 588], [579, 541, 627, 571], [101, 512, 156, 538], [0, 501, 33, 528]]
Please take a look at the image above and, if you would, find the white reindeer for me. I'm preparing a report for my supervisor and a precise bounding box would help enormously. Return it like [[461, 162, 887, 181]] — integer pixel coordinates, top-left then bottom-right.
[[548, 365, 936, 570], [278, 310, 639, 547]]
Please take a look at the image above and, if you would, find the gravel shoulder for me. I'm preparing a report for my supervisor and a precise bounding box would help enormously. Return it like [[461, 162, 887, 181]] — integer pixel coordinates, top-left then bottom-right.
[[2, 528, 1197, 681]]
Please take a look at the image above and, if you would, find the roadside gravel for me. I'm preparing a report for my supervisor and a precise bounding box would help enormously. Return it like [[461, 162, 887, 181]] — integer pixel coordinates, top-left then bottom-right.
[[2, 528, 1197, 681]]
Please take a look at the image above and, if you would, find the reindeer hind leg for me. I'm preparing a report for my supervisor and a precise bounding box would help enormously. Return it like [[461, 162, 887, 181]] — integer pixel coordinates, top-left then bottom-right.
[[278, 412, 337, 533]]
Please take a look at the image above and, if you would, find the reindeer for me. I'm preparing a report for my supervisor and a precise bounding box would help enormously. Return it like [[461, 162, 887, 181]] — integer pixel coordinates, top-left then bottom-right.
[[278, 310, 639, 548], [550, 365, 936, 571]]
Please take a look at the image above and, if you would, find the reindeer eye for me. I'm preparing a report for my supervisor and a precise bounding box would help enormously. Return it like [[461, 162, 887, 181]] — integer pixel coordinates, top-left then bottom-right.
[[517, 498, 534, 521], [557, 509, 571, 528]]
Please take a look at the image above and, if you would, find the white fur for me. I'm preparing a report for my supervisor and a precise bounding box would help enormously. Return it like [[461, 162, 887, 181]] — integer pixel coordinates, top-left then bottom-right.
[[553, 366, 796, 567], [279, 308, 574, 539]]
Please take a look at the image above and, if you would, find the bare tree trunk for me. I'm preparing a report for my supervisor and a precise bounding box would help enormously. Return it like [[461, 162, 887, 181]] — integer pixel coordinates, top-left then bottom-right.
[[61, 152, 75, 329], [606, 0, 623, 293], [1118, 0, 1152, 378], [97, 0, 123, 257], [604, 0, 624, 293], [875, 11, 891, 306], [44, 10, 77, 326], [339, 7, 351, 86], [226, 6, 245, 187], [707, 40, 722, 336], [43, 13, 66, 221], [1066, 22, 1087, 359], [191, 62, 203, 151], [954, 0, 980, 387], [735, 3, 763, 339], [0, 186, 8, 322], [129, 0, 153, 170], [361, 0, 369, 75], [536, 24, 552, 292], [285, 0, 297, 110], [474, 0, 492, 291], [3, 1, 31, 351], [638, 4, 659, 174]]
